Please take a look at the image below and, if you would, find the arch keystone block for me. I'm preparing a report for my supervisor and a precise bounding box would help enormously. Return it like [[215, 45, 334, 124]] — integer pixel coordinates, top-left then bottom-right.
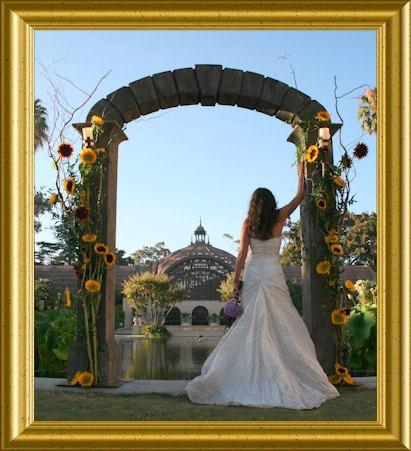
[[276, 87, 311, 122], [152, 71, 179, 109], [237, 71, 265, 110], [195, 64, 222, 106], [106, 87, 141, 123], [87, 99, 124, 127], [257, 77, 289, 116], [217, 68, 243, 105], [129, 76, 160, 115], [173, 68, 200, 105]]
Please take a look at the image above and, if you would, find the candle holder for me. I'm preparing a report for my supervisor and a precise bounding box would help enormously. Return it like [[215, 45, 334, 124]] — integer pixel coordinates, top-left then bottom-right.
[[82, 125, 95, 149], [318, 126, 331, 150]]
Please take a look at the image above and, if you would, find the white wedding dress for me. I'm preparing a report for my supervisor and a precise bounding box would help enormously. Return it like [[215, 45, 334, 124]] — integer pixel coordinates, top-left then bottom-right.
[[185, 236, 340, 409]]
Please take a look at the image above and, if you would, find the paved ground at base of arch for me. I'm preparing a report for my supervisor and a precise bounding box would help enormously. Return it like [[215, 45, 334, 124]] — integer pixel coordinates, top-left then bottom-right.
[[35, 377, 376, 421]]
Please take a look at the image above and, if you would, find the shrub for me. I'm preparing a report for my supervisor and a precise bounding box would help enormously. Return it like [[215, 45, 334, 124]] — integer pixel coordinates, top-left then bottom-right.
[[286, 280, 303, 315], [115, 303, 125, 329], [35, 308, 77, 377], [34, 278, 58, 311], [141, 323, 170, 338]]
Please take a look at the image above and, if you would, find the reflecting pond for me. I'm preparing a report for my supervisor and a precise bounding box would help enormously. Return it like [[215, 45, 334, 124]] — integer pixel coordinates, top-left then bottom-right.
[[119, 336, 221, 380]]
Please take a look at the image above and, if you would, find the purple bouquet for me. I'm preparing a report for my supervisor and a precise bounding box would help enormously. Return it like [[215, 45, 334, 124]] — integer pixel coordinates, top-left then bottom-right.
[[223, 299, 243, 318]]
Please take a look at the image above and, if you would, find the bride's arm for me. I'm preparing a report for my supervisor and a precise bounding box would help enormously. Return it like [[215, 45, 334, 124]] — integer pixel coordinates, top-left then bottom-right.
[[278, 160, 305, 220], [233, 222, 250, 295]]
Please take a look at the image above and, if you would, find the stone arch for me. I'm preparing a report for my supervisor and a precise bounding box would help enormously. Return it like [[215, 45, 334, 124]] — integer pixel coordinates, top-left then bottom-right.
[[164, 306, 181, 326], [192, 306, 209, 326], [71, 64, 341, 384]]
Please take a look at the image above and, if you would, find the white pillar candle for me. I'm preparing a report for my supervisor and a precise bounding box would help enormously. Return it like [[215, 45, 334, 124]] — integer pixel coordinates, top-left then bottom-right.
[[319, 127, 331, 140]]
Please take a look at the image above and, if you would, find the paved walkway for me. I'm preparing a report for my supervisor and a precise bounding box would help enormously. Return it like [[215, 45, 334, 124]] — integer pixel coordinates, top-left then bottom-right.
[[35, 376, 376, 395]]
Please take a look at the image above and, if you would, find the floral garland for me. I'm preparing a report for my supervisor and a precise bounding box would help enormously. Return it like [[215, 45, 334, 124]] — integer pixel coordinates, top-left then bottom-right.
[[296, 110, 370, 386], [49, 115, 115, 387]]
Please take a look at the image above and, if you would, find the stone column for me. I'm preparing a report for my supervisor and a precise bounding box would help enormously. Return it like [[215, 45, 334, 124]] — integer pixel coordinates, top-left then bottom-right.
[[287, 123, 341, 374], [69, 121, 128, 385]]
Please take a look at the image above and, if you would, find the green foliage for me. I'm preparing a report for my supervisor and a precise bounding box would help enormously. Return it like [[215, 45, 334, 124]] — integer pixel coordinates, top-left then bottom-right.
[[35, 279, 58, 311], [209, 313, 219, 324], [35, 308, 77, 377], [181, 312, 191, 323], [131, 242, 171, 268], [34, 189, 52, 234], [280, 219, 303, 265], [34, 98, 48, 151], [141, 324, 170, 338], [122, 272, 184, 327], [347, 303, 377, 376], [116, 248, 134, 266], [355, 279, 377, 306], [286, 280, 303, 315], [217, 272, 235, 301]]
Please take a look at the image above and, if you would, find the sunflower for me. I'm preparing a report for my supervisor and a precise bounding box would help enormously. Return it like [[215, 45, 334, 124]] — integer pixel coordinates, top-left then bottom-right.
[[63, 178, 76, 195], [80, 148, 97, 165], [78, 371, 94, 387], [331, 309, 349, 325], [85, 279, 101, 293], [75, 206, 89, 222], [94, 243, 109, 254], [341, 152, 352, 169], [64, 287, 72, 307], [104, 251, 116, 267], [353, 142, 369, 159], [57, 142, 74, 158], [315, 111, 331, 122], [328, 278, 337, 287], [49, 193, 58, 206], [325, 233, 339, 244], [306, 145, 319, 163], [335, 363, 354, 384], [344, 279, 356, 292], [333, 175, 346, 188], [91, 115, 104, 126], [82, 233, 97, 243], [330, 243, 344, 256], [69, 371, 82, 386], [316, 260, 331, 275], [316, 198, 327, 210]]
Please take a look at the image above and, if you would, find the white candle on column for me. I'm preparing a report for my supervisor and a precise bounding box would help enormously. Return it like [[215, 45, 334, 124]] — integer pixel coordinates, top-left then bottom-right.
[[82, 126, 94, 148], [319, 127, 331, 140]]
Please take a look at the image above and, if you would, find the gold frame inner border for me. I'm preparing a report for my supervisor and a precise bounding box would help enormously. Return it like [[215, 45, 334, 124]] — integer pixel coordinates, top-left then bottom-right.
[[0, 1, 410, 450]]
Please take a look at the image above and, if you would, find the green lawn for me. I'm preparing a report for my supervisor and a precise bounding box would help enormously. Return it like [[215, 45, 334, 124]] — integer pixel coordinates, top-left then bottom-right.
[[35, 387, 376, 421]]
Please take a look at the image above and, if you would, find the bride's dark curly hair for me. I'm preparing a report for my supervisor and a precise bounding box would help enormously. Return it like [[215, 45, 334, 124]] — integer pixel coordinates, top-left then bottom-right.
[[244, 188, 280, 240]]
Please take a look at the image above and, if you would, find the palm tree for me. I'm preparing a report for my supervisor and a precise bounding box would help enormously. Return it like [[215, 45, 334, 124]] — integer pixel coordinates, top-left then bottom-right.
[[34, 98, 48, 151]]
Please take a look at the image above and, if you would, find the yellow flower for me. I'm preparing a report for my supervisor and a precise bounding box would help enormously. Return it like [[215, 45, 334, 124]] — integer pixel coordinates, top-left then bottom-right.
[[316, 260, 331, 275], [331, 309, 349, 325], [64, 287, 72, 307], [325, 233, 339, 244], [344, 279, 356, 292], [85, 279, 101, 293], [330, 243, 344, 256], [69, 371, 82, 386], [80, 148, 97, 165], [316, 198, 327, 210], [95, 147, 106, 154], [94, 243, 109, 254], [306, 145, 319, 163], [49, 193, 58, 206], [316, 111, 331, 122], [63, 178, 76, 195], [78, 371, 94, 387], [333, 175, 346, 187], [104, 251, 116, 267], [82, 233, 97, 243], [335, 363, 354, 384], [328, 278, 337, 287], [91, 115, 104, 126]]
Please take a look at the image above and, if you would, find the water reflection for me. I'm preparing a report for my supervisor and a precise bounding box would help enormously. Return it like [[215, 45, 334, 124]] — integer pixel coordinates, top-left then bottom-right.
[[120, 336, 221, 380]]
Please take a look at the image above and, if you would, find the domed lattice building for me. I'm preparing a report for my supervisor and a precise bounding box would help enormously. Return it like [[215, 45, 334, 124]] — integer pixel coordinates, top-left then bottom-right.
[[153, 221, 236, 326]]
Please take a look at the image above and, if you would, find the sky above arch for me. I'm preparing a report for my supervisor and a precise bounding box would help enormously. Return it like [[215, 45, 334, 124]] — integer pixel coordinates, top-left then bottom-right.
[[34, 30, 376, 256]]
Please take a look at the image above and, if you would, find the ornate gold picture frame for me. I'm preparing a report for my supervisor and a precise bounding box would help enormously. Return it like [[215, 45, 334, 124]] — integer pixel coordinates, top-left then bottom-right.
[[0, 1, 410, 449]]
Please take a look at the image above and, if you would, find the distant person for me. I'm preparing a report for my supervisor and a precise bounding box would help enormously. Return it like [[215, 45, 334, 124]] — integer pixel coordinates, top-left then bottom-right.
[[185, 158, 340, 409]]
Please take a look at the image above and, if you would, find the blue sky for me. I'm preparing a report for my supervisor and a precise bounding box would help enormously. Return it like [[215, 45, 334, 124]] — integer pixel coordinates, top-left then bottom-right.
[[34, 30, 376, 257]]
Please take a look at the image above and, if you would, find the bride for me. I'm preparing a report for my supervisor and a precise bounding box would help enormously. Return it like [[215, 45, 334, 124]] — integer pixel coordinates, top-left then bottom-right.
[[185, 159, 340, 409]]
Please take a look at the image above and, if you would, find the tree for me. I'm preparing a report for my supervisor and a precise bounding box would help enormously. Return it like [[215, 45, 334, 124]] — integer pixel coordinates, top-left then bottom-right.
[[34, 189, 52, 233], [217, 272, 235, 301], [122, 272, 184, 327], [279, 213, 377, 270], [34, 98, 48, 151], [116, 248, 134, 266], [131, 242, 170, 268]]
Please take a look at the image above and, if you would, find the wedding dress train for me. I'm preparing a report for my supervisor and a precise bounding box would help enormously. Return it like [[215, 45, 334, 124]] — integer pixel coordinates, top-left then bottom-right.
[[185, 236, 340, 409]]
